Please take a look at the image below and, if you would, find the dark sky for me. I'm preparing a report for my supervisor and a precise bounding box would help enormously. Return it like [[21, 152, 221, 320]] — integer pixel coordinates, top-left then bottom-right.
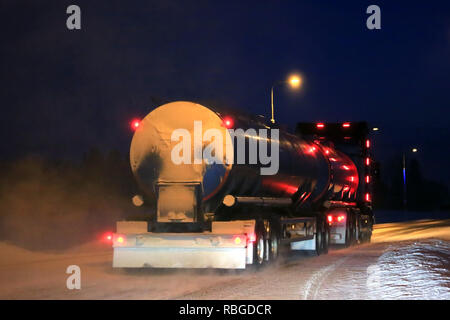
[[1, 1, 449, 185]]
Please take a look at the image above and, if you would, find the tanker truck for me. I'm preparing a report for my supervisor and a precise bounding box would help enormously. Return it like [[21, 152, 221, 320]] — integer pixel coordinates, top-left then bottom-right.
[[111, 101, 374, 269]]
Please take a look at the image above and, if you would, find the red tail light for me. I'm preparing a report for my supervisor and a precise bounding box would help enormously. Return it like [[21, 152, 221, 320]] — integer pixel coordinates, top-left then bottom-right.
[[102, 232, 113, 243], [342, 122, 351, 128], [328, 214, 346, 224], [365, 193, 371, 202], [316, 123, 325, 129], [247, 232, 256, 243]]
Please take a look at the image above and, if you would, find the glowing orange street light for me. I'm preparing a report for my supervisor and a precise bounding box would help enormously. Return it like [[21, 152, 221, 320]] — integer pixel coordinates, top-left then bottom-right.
[[288, 75, 302, 88], [270, 73, 303, 124]]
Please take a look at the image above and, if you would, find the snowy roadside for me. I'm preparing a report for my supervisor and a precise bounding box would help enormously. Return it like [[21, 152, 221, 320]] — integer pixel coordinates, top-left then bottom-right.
[[366, 240, 450, 299]]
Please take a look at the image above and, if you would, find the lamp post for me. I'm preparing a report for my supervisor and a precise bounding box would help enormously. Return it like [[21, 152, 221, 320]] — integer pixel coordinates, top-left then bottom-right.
[[402, 147, 418, 211], [270, 74, 302, 124]]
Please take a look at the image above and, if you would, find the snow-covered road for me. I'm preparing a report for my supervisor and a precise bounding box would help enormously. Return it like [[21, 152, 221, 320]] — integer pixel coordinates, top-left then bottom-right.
[[1, 219, 449, 299]]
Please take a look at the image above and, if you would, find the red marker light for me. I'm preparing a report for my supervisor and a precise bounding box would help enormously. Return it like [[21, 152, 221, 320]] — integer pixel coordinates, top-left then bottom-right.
[[222, 117, 234, 128], [247, 233, 256, 243], [366, 157, 370, 166], [365, 193, 371, 202], [342, 165, 350, 170], [366, 139, 371, 148], [131, 119, 141, 130], [102, 232, 113, 243], [342, 122, 351, 128], [366, 176, 370, 184], [316, 123, 325, 129], [327, 215, 333, 223]]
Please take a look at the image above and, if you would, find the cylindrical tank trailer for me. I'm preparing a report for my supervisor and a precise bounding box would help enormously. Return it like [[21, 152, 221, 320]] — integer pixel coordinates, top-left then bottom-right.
[[130, 101, 359, 217]]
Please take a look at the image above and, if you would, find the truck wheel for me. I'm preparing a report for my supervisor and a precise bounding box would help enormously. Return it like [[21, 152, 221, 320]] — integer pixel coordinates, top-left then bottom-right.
[[253, 222, 266, 266], [322, 222, 330, 254], [351, 216, 358, 245], [365, 231, 372, 243], [315, 221, 323, 256], [269, 224, 280, 262], [267, 219, 281, 262], [344, 216, 351, 247]]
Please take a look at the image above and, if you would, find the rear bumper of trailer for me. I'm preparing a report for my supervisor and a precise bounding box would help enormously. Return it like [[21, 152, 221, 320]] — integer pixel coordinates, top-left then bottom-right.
[[113, 245, 247, 269], [112, 221, 255, 269]]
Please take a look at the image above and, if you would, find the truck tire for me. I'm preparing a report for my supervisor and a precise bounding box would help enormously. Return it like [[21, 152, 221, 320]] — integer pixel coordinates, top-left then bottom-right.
[[367, 232, 372, 243], [345, 214, 352, 247], [253, 221, 266, 266], [351, 214, 358, 245], [362, 231, 372, 243], [322, 221, 330, 254], [268, 220, 281, 262], [315, 221, 323, 256]]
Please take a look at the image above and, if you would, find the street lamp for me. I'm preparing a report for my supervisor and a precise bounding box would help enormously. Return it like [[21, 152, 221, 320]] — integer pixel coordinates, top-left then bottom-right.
[[402, 147, 419, 211], [270, 74, 302, 124]]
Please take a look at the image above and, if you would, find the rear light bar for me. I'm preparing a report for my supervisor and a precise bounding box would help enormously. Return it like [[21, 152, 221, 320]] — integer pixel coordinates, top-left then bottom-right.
[[327, 214, 346, 224]]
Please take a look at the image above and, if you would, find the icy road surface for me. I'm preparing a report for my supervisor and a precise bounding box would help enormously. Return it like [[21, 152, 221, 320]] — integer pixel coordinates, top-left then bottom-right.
[[0, 219, 449, 299]]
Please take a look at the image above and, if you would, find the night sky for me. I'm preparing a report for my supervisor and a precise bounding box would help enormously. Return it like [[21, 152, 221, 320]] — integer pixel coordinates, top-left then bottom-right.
[[1, 1, 449, 185]]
